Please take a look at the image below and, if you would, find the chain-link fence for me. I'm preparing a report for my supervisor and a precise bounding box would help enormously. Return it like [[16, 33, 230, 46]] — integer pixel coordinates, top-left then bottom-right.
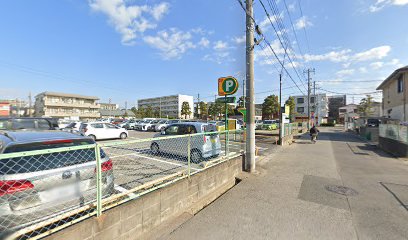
[[0, 129, 244, 239]]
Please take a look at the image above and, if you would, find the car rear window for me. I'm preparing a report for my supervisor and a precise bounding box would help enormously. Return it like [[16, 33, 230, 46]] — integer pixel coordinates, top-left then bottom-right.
[[203, 124, 217, 132], [11, 119, 36, 130], [1, 139, 104, 174]]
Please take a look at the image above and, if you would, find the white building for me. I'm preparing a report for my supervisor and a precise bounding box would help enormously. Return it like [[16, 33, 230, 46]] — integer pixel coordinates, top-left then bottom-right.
[[293, 93, 329, 125], [137, 94, 194, 119], [34, 92, 100, 121], [339, 104, 359, 123]]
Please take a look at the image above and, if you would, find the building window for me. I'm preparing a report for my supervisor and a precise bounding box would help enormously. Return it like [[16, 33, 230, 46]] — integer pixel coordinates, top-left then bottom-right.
[[398, 75, 404, 93], [297, 107, 304, 113], [339, 109, 346, 113], [310, 97, 315, 103], [297, 98, 304, 104]]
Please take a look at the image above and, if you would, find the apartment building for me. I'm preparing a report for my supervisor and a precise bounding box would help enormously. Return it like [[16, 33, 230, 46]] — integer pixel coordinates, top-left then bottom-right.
[[137, 94, 194, 119], [34, 92, 100, 121], [328, 95, 346, 122], [377, 65, 408, 121], [293, 93, 329, 124]]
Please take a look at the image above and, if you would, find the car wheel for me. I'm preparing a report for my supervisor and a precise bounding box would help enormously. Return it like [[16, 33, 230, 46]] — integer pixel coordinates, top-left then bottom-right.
[[190, 149, 202, 164], [150, 143, 160, 154], [89, 135, 97, 141], [120, 133, 127, 139]]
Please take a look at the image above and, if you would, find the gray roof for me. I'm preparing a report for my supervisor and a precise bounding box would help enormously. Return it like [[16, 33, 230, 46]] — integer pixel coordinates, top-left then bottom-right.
[[36, 91, 99, 100], [0, 130, 86, 149], [100, 109, 135, 117], [377, 65, 408, 90]]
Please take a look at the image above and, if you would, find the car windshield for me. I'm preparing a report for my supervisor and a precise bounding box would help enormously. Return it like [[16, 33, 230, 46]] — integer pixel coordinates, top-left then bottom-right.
[[264, 121, 274, 124], [159, 120, 167, 124], [152, 120, 160, 123], [65, 122, 77, 128]]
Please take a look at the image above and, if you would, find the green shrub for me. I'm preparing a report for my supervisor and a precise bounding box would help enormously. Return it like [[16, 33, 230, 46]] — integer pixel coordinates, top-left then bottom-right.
[[320, 123, 335, 127]]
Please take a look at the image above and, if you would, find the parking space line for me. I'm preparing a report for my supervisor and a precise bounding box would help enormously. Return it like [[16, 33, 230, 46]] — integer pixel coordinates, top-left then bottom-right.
[[114, 184, 137, 198], [109, 152, 200, 171]]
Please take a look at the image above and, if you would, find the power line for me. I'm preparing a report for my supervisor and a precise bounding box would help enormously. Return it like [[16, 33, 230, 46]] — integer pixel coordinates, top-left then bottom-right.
[[283, 0, 305, 60], [318, 88, 382, 95], [259, 0, 307, 88], [297, 0, 311, 54], [317, 79, 383, 83]]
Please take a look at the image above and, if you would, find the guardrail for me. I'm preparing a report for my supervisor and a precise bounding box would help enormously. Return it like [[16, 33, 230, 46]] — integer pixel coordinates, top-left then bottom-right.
[[0, 129, 244, 240]]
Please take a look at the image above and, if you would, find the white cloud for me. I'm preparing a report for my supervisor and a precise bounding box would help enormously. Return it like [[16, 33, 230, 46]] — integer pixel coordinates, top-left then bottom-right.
[[352, 45, 391, 61], [370, 58, 402, 69], [370, 0, 408, 12], [202, 52, 235, 64], [198, 37, 210, 48], [233, 35, 246, 44], [258, 13, 284, 32], [213, 40, 229, 51], [143, 28, 196, 60], [89, 0, 169, 45], [336, 69, 355, 76], [295, 16, 313, 29], [150, 2, 170, 21], [359, 67, 368, 73], [303, 45, 391, 63], [288, 3, 296, 12]]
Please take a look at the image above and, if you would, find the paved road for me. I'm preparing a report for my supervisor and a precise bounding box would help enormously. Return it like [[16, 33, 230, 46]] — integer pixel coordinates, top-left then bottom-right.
[[162, 127, 408, 240]]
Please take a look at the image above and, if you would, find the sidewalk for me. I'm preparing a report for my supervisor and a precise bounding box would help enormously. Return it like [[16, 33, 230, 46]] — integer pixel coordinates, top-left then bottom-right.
[[161, 127, 408, 240]]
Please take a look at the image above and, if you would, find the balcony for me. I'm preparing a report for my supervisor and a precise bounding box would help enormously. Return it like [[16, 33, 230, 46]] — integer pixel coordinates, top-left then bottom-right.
[[44, 101, 100, 109]]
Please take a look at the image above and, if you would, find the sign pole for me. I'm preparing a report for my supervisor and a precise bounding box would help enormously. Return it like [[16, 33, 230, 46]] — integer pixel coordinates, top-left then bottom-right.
[[225, 95, 229, 156]]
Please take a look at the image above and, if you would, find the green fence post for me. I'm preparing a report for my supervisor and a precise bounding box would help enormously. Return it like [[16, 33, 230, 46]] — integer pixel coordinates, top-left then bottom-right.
[[94, 144, 103, 217], [188, 134, 191, 177], [226, 130, 229, 158]]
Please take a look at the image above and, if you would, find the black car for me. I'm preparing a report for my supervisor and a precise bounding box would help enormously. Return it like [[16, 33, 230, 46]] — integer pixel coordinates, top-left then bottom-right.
[[0, 117, 59, 131]]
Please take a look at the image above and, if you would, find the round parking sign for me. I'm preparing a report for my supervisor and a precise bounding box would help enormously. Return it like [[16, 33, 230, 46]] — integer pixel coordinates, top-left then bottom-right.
[[218, 77, 239, 96]]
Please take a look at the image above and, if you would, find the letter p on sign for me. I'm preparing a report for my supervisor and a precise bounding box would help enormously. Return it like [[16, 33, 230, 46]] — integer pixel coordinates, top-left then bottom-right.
[[218, 76, 238, 96]]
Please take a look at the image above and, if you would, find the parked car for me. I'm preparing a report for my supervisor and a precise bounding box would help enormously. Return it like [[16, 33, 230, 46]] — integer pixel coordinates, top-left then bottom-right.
[[154, 119, 180, 132], [62, 121, 82, 132], [258, 120, 278, 130], [80, 122, 128, 140], [150, 122, 221, 163], [126, 119, 140, 130], [0, 117, 59, 131], [0, 131, 114, 236], [208, 121, 225, 132]]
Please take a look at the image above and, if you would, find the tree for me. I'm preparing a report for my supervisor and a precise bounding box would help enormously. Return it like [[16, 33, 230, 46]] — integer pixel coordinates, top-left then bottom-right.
[[237, 96, 245, 108], [358, 95, 374, 117], [262, 95, 280, 119], [222, 104, 235, 116], [199, 101, 208, 120], [181, 101, 192, 119], [285, 96, 296, 121], [209, 102, 222, 120], [153, 107, 160, 118], [145, 105, 153, 118]]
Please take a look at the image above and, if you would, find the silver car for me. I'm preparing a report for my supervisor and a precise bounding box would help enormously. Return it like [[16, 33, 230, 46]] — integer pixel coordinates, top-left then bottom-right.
[[150, 122, 221, 163], [154, 119, 180, 132], [0, 131, 114, 236]]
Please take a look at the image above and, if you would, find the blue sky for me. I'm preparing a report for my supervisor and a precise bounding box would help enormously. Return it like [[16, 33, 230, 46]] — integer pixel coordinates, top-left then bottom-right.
[[0, 0, 407, 107]]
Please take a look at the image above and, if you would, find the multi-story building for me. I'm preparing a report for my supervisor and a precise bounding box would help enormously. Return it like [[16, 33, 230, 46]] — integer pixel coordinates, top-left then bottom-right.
[[34, 92, 100, 121], [0, 102, 11, 117], [293, 93, 329, 125], [100, 103, 119, 111], [328, 95, 347, 122], [339, 104, 358, 123], [376, 66, 408, 121], [137, 94, 194, 119]]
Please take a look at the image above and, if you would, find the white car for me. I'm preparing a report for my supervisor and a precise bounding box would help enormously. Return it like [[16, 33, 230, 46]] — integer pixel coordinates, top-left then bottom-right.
[[81, 122, 128, 140], [154, 119, 180, 132], [62, 121, 82, 132]]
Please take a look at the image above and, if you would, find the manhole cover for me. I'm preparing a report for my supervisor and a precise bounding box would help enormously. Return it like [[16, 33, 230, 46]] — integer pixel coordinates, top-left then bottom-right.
[[325, 185, 358, 196]]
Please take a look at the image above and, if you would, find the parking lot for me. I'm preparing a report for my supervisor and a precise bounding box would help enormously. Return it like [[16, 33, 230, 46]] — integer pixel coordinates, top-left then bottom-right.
[[98, 129, 245, 195]]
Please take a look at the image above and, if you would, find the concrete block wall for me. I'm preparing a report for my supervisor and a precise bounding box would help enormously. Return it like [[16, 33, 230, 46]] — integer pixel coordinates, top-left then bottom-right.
[[44, 157, 242, 240]]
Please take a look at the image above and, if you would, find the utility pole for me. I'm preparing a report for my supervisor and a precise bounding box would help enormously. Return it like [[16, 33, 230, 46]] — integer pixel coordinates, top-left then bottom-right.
[[242, 79, 246, 107], [245, 0, 255, 172], [279, 74, 283, 145], [197, 93, 200, 119], [125, 101, 128, 116], [28, 92, 33, 117], [159, 98, 162, 118], [304, 68, 315, 129]]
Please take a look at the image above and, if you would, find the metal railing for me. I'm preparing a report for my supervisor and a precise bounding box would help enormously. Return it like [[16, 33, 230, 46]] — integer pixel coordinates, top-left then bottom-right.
[[0, 129, 244, 240]]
